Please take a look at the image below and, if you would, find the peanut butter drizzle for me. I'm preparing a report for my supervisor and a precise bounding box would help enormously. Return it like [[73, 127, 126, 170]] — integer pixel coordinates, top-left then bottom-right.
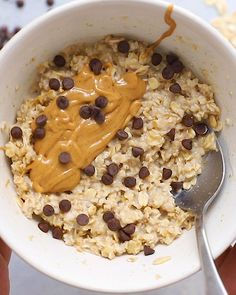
[[29, 65, 146, 193], [144, 4, 176, 57]]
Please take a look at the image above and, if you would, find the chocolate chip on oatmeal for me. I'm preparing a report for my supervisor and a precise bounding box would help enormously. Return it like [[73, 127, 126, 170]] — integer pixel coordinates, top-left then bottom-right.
[[59, 152, 71, 164], [107, 218, 121, 231], [123, 177, 136, 188], [162, 168, 172, 180], [53, 55, 66, 67], [16, 0, 24, 8], [118, 230, 131, 242], [182, 139, 192, 150], [151, 53, 162, 66], [101, 173, 113, 185], [62, 77, 74, 90], [162, 66, 174, 80], [76, 214, 89, 226], [59, 199, 71, 213], [172, 60, 184, 73], [36, 114, 48, 127], [123, 223, 136, 235], [65, 190, 72, 194], [171, 181, 183, 192], [38, 222, 50, 233], [132, 147, 144, 158], [132, 117, 143, 130], [144, 245, 155, 256], [43, 204, 54, 217], [182, 114, 194, 127], [166, 53, 178, 65], [89, 58, 103, 75], [83, 164, 95, 176], [169, 83, 181, 94], [194, 123, 209, 136], [33, 128, 46, 140], [116, 129, 128, 140], [139, 167, 150, 179], [79, 105, 93, 119], [10, 126, 23, 139], [107, 163, 119, 177], [95, 96, 108, 109], [52, 227, 63, 240], [166, 128, 175, 141], [94, 110, 105, 124], [56, 96, 69, 110], [49, 78, 60, 91], [103, 211, 115, 223], [117, 40, 130, 54]]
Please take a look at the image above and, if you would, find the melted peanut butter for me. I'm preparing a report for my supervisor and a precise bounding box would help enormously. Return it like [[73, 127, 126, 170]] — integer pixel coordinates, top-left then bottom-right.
[[29, 65, 146, 193]]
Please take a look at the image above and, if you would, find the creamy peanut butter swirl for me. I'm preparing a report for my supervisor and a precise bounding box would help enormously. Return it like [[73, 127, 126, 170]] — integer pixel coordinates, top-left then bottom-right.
[[29, 65, 146, 193]]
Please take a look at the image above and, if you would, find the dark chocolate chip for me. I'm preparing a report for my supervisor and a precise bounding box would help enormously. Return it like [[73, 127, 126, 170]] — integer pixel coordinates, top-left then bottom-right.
[[56, 96, 69, 109], [118, 230, 131, 242], [194, 123, 209, 136], [16, 0, 24, 8], [53, 55, 66, 67], [116, 129, 128, 140], [79, 105, 92, 119], [171, 60, 184, 73], [132, 147, 144, 158], [46, 0, 54, 7], [107, 218, 121, 231], [36, 114, 47, 127], [166, 128, 175, 141], [132, 117, 143, 130], [52, 227, 63, 240], [166, 53, 178, 65], [151, 53, 162, 66], [10, 126, 23, 139], [117, 40, 130, 54], [182, 114, 194, 127], [76, 214, 89, 226], [171, 181, 183, 192], [123, 177, 136, 188], [101, 173, 113, 185], [144, 245, 155, 256], [94, 110, 105, 124], [107, 163, 119, 177], [103, 211, 115, 223], [83, 164, 95, 176], [59, 199, 71, 213], [38, 222, 50, 233], [182, 139, 192, 150], [169, 83, 181, 94], [58, 152, 71, 164], [49, 78, 60, 90], [43, 204, 54, 217], [95, 96, 108, 108], [89, 58, 103, 75], [123, 223, 136, 235], [139, 167, 150, 179], [162, 66, 174, 80], [162, 168, 172, 180], [62, 77, 74, 90], [33, 128, 46, 140]]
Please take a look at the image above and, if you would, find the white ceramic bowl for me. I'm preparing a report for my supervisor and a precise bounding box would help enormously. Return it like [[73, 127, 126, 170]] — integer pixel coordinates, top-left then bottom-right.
[[0, 0, 236, 293]]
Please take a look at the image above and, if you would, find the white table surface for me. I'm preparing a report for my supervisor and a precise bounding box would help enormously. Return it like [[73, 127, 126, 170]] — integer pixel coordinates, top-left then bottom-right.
[[0, 0, 235, 294]]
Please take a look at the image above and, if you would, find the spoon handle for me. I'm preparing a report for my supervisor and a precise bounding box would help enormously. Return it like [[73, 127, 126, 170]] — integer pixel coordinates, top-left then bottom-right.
[[195, 214, 228, 295]]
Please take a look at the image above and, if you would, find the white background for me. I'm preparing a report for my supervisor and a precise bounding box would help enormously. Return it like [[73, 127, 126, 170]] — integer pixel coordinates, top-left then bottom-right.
[[0, 0, 235, 294]]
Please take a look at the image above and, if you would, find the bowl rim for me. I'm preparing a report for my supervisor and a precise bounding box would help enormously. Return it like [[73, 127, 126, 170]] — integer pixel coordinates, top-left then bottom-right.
[[1, 0, 236, 293]]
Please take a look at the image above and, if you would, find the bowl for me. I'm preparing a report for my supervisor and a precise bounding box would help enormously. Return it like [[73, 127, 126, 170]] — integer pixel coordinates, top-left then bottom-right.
[[0, 0, 236, 293]]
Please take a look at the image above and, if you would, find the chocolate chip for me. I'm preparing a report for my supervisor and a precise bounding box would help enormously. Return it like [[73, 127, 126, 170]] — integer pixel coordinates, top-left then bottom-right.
[[59, 199, 71, 213], [16, 0, 24, 8], [132, 117, 143, 130], [117, 40, 130, 53], [101, 173, 113, 185], [132, 147, 144, 158], [103, 211, 115, 223], [89, 58, 102, 75], [43, 204, 54, 217], [46, 0, 54, 7], [33, 128, 46, 140], [162, 66, 174, 80], [171, 60, 184, 73], [94, 110, 105, 124], [62, 77, 74, 90], [56, 96, 69, 110], [36, 114, 47, 127], [38, 222, 50, 233], [123, 177, 136, 188], [65, 190, 72, 194], [83, 164, 95, 176], [107, 163, 119, 177], [166, 128, 175, 141], [116, 129, 128, 140], [166, 53, 178, 65], [169, 83, 181, 94], [79, 105, 92, 119], [49, 78, 60, 90], [52, 227, 63, 240], [162, 168, 172, 180], [194, 123, 209, 136], [118, 230, 131, 242], [76, 214, 89, 226], [151, 53, 162, 66], [171, 181, 183, 192], [107, 218, 121, 231], [144, 245, 155, 256], [91, 106, 100, 117], [139, 167, 150, 179], [13, 27, 21, 35], [123, 223, 135, 235], [182, 139, 192, 150], [59, 152, 71, 164], [182, 114, 194, 127], [10, 126, 23, 139], [95, 96, 108, 108], [53, 55, 66, 67]]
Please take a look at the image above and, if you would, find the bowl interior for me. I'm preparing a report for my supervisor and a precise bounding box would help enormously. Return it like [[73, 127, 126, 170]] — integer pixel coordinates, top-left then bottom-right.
[[0, 0, 236, 293]]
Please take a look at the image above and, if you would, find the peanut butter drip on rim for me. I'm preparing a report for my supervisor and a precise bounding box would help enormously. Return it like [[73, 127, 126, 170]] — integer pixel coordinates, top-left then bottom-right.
[[29, 65, 146, 193]]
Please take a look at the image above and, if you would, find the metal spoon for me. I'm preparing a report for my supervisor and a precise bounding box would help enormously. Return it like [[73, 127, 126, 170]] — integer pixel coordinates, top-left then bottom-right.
[[174, 139, 227, 295]]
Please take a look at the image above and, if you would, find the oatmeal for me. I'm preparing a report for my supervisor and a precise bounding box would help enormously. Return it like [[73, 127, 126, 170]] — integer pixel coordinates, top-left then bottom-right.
[[4, 34, 221, 259]]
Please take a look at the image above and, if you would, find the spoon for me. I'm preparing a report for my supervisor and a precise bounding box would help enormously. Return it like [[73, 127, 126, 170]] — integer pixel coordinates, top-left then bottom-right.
[[174, 139, 227, 295]]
